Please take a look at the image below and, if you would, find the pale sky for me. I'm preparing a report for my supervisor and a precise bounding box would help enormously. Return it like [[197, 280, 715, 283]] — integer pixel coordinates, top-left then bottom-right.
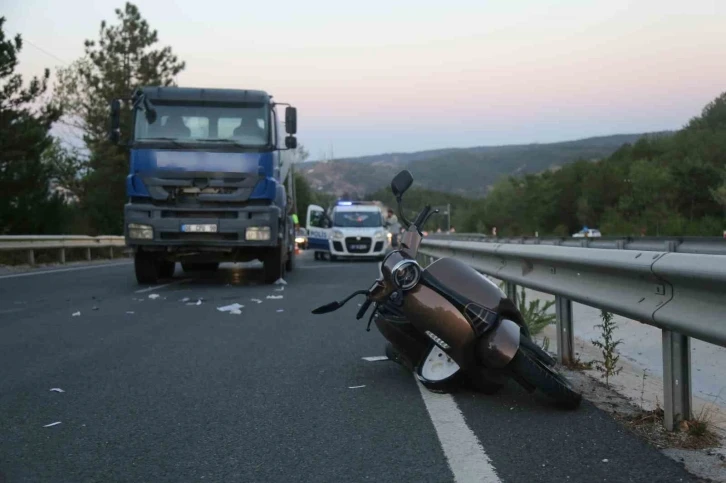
[[5, 0, 725, 158]]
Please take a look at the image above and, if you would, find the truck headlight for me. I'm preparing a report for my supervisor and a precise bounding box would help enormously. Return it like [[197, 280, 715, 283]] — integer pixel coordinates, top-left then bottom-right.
[[128, 223, 153, 240], [246, 226, 271, 241], [332, 230, 344, 241]]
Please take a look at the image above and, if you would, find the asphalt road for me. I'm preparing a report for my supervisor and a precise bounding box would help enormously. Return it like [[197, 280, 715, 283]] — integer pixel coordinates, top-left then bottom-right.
[[0, 252, 698, 482]]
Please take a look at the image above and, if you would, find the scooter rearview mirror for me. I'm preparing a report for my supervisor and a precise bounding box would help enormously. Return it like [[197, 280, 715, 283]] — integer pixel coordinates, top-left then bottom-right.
[[311, 301, 341, 314]]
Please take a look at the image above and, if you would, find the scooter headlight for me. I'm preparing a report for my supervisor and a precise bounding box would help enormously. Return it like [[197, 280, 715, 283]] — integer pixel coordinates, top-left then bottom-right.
[[391, 259, 422, 291]]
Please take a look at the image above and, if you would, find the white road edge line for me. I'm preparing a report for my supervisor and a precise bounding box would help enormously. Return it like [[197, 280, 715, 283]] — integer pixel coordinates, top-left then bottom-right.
[[0, 261, 132, 280], [134, 278, 192, 294], [415, 377, 501, 483]]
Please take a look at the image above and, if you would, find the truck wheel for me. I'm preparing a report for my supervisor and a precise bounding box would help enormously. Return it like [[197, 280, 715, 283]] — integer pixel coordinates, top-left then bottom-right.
[[263, 246, 284, 284], [159, 260, 175, 279], [135, 251, 161, 284], [285, 247, 295, 272]]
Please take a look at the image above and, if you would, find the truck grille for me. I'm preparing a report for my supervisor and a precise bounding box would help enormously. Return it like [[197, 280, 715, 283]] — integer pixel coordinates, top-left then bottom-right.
[[345, 237, 371, 253], [161, 211, 238, 219]]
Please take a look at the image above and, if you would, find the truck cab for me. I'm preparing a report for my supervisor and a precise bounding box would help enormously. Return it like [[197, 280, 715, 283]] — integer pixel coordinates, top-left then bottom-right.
[[110, 86, 298, 284], [306, 201, 390, 261]]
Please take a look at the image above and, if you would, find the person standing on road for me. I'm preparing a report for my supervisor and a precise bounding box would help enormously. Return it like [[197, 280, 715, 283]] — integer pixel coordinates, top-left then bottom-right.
[[384, 208, 400, 247]]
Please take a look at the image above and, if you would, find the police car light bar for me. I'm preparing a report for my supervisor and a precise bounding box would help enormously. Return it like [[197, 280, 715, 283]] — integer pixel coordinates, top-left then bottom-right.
[[335, 200, 377, 206]]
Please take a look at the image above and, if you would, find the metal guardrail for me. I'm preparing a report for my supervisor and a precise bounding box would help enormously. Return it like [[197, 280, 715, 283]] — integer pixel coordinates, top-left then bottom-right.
[[0, 235, 126, 265], [425, 233, 726, 255], [418, 236, 726, 431]]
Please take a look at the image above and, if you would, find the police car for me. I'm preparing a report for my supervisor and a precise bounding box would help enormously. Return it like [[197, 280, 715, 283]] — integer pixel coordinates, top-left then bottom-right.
[[306, 201, 390, 261]]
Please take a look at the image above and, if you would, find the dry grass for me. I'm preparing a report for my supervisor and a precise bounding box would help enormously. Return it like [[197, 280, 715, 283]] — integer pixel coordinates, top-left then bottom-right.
[[618, 406, 720, 450]]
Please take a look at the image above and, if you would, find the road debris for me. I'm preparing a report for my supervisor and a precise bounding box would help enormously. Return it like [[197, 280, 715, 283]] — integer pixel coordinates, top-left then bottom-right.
[[148, 294, 160, 300], [126, 311, 135, 315], [602, 459, 609, 463], [362, 356, 388, 362], [72, 311, 81, 317], [348, 385, 366, 389], [92, 306, 99, 311], [180, 297, 190, 303], [186, 299, 202, 306], [217, 303, 244, 313], [49, 388, 65, 393], [266, 295, 283, 300], [43, 422, 62, 427], [276, 309, 284, 313], [251, 298, 263, 304], [274, 278, 287, 285]]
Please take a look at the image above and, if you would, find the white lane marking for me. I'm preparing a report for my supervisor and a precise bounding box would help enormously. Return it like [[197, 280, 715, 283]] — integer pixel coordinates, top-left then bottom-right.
[[0, 261, 131, 280], [134, 278, 191, 294], [415, 378, 501, 483], [362, 356, 389, 362]]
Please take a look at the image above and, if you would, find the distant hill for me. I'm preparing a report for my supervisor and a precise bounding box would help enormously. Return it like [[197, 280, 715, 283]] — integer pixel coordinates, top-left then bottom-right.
[[299, 132, 673, 198]]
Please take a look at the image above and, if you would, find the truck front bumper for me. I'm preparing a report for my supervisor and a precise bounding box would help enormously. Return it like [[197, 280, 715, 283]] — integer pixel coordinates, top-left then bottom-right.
[[124, 203, 282, 249]]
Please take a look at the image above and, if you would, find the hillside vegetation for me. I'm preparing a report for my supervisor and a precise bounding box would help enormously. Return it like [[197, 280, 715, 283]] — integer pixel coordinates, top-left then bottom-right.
[[300, 133, 665, 198], [350, 93, 726, 237]]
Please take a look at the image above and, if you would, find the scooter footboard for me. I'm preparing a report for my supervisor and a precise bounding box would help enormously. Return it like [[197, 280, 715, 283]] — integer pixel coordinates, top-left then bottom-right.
[[475, 318, 521, 369]]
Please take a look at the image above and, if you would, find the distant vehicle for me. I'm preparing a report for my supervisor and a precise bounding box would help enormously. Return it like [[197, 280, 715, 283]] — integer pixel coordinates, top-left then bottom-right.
[[295, 227, 308, 250], [573, 229, 602, 238], [306, 201, 390, 261]]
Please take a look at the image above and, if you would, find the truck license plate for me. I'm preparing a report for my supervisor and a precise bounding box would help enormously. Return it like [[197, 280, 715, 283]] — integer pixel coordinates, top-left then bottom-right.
[[181, 224, 218, 233]]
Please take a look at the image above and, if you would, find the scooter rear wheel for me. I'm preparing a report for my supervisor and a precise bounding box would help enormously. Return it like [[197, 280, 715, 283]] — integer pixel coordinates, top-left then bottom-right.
[[510, 346, 582, 409]]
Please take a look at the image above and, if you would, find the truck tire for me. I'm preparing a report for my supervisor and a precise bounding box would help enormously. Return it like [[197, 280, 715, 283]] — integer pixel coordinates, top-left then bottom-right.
[[135, 251, 161, 284], [263, 246, 284, 284], [159, 260, 175, 279]]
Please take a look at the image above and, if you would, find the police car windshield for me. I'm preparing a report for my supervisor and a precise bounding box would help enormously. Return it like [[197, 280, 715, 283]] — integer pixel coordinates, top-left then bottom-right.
[[333, 211, 382, 228]]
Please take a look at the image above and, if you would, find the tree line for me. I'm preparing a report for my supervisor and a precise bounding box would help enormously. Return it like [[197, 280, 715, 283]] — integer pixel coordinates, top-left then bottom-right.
[[1, 3, 724, 237]]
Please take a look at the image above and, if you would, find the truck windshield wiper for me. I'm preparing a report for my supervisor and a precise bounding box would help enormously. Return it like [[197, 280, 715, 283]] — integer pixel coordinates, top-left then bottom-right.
[[201, 138, 266, 149], [139, 137, 190, 148]]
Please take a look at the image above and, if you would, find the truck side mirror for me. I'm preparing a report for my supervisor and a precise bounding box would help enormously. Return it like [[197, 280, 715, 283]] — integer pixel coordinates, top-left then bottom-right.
[[109, 99, 121, 144], [285, 106, 297, 134], [285, 136, 297, 149]]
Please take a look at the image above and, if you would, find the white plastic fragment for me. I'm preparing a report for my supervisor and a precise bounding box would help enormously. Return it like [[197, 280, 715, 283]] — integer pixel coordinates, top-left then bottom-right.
[[43, 422, 62, 427], [49, 388, 65, 393], [602, 459, 609, 463], [126, 311, 135, 315], [348, 385, 366, 389], [276, 309, 284, 313], [186, 299, 202, 306], [266, 295, 283, 300], [274, 286, 285, 292], [274, 278, 287, 285], [217, 303, 244, 313], [250, 298, 263, 304], [148, 294, 160, 299], [362, 356, 388, 362], [230, 309, 242, 315], [180, 297, 190, 303], [72, 311, 81, 317]]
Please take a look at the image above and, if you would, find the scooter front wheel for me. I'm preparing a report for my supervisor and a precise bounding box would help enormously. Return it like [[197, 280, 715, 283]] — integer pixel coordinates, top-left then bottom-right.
[[510, 346, 582, 409]]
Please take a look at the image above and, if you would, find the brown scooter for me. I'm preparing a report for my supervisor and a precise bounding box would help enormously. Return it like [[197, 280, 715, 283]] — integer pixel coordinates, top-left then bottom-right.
[[312, 170, 581, 409]]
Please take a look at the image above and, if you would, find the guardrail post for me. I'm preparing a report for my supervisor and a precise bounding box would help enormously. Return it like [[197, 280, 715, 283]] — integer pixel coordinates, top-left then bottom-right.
[[59, 248, 65, 264], [86, 247, 92, 261], [28, 249, 35, 265], [504, 281, 517, 306], [662, 330, 692, 431], [109, 247, 114, 259], [555, 296, 574, 364]]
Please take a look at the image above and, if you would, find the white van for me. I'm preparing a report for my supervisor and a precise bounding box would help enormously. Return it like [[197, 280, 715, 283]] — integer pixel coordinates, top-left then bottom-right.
[[306, 201, 390, 261]]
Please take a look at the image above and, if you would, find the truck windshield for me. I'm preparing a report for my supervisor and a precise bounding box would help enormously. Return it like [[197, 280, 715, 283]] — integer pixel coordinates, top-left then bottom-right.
[[333, 211, 382, 228], [134, 103, 269, 147]]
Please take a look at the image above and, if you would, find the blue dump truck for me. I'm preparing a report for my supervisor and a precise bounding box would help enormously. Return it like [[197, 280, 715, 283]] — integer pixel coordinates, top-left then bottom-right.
[[108, 86, 298, 285]]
